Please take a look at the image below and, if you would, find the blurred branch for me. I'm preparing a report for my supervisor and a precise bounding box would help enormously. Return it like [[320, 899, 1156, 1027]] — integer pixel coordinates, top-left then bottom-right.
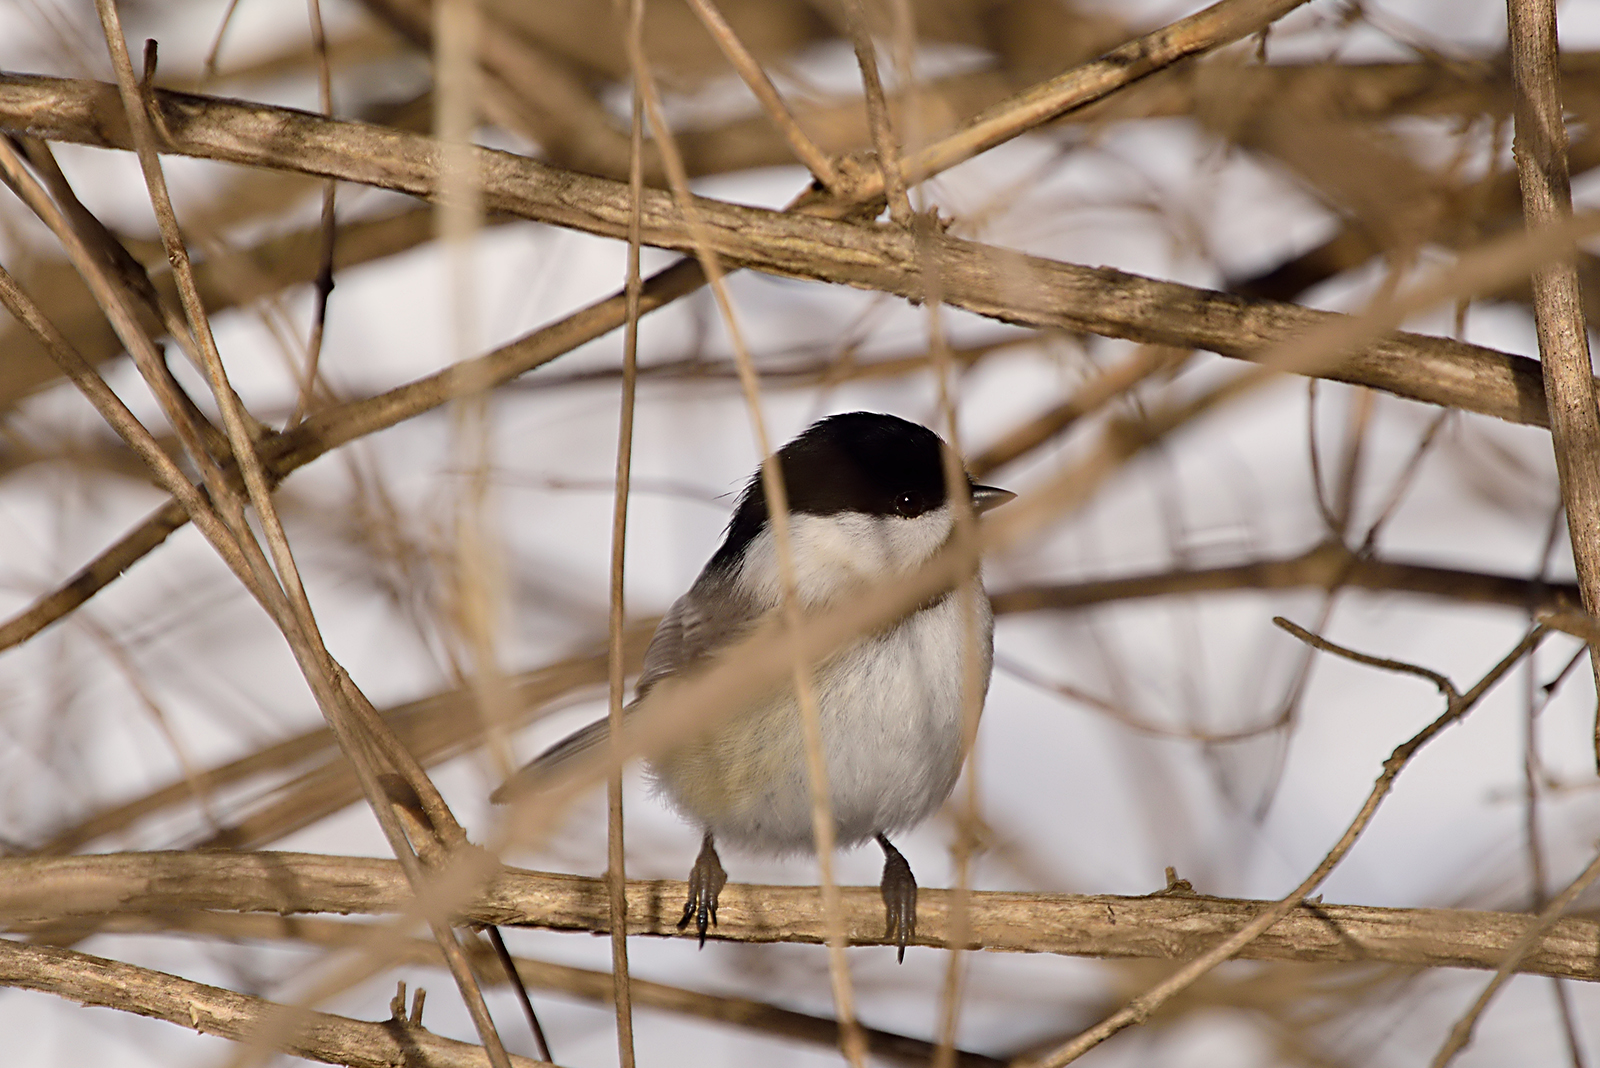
[[1230, 126, 1600, 312], [896, 0, 1314, 189], [671, 55, 1600, 178], [4, 851, 1600, 982], [0, 938, 549, 1068], [1540, 606, 1600, 645], [30, 541, 1573, 860], [991, 540, 1581, 616], [0, 207, 503, 411], [365, 0, 636, 179], [0, 256, 708, 654], [32, 623, 653, 855]]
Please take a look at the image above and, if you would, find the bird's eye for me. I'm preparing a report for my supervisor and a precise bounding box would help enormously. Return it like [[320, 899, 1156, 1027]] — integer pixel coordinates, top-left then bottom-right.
[[895, 491, 917, 516]]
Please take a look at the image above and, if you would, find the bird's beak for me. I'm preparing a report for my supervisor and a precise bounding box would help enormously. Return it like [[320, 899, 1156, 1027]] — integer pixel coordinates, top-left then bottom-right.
[[969, 484, 1016, 514]]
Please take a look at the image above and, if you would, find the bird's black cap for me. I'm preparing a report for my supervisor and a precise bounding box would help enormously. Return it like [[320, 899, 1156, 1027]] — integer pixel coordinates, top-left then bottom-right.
[[711, 412, 969, 570]]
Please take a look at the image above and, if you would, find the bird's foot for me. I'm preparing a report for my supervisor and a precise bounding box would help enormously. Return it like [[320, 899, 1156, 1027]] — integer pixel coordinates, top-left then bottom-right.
[[876, 834, 917, 963], [677, 834, 726, 948]]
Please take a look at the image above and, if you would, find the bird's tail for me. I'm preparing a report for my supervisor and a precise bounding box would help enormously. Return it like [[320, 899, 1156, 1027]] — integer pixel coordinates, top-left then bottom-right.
[[489, 717, 612, 803]]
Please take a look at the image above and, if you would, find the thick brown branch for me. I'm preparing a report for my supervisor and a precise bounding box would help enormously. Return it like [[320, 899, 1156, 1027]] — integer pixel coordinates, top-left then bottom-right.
[[0, 70, 1584, 661], [0, 938, 547, 1068], [3, 851, 1598, 982], [15, 910, 998, 1068], [0, 72, 1568, 428]]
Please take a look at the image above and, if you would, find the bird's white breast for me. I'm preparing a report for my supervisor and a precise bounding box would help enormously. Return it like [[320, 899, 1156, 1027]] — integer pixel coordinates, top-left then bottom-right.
[[648, 505, 993, 853]]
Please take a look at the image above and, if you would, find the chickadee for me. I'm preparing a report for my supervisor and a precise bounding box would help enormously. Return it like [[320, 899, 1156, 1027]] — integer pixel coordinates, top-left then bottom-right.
[[493, 411, 1012, 960]]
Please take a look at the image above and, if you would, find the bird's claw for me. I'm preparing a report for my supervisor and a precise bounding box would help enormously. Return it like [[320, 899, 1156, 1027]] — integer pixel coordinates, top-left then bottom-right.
[[877, 834, 917, 963], [676, 835, 726, 948]]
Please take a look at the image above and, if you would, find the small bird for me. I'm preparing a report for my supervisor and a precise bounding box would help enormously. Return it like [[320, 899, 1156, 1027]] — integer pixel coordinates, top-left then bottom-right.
[[493, 411, 1012, 960]]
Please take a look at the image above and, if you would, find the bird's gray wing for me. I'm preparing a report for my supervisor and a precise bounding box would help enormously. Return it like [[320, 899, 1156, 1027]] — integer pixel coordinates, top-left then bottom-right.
[[490, 571, 760, 802], [635, 571, 760, 698]]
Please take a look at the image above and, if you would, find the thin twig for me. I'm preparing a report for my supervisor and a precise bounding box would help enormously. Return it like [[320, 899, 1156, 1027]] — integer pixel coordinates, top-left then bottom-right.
[[839, 0, 911, 223], [1357, 408, 1452, 550], [1517, 575, 1590, 1068], [969, 345, 1186, 477], [600, 0, 646, 1062], [681, 0, 838, 191], [1273, 617, 1460, 701], [286, 0, 338, 428], [897, 0, 1315, 189], [618, 24, 871, 1068], [1019, 625, 1545, 1066], [1431, 843, 1600, 1067], [483, 926, 551, 1063], [997, 655, 1285, 744], [1307, 380, 1342, 534], [199, 0, 248, 85]]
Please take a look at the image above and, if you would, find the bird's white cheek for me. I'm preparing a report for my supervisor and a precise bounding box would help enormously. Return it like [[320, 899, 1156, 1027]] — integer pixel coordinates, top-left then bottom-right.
[[881, 505, 953, 570], [738, 508, 953, 606]]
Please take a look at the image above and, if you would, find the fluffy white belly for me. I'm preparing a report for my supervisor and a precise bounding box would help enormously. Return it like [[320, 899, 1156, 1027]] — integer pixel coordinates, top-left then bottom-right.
[[648, 593, 991, 853]]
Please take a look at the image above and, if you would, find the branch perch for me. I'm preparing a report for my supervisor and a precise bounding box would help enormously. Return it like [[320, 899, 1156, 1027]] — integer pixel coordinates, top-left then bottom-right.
[[2, 851, 1598, 982]]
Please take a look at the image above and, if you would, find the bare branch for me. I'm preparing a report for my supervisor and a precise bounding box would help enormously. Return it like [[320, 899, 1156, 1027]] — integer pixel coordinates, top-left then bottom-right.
[[991, 542, 1579, 616], [28, 909, 1000, 1068], [4, 851, 1600, 982], [1025, 626, 1545, 1065], [1274, 617, 1460, 701], [0, 72, 1577, 431], [682, 0, 838, 191], [1507, 0, 1600, 768], [0, 938, 549, 1068], [1432, 843, 1600, 1066], [898, 0, 1316, 188], [839, 0, 911, 222]]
